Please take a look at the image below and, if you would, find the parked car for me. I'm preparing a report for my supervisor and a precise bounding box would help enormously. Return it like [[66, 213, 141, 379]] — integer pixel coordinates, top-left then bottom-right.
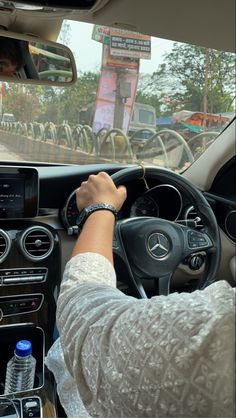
[[79, 101, 156, 136], [0, 113, 15, 123]]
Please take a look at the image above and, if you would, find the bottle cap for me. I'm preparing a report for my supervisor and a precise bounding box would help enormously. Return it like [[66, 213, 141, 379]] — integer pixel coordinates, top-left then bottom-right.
[[15, 340, 32, 357]]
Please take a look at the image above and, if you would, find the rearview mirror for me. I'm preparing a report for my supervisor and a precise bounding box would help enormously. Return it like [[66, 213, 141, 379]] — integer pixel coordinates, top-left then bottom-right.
[[0, 30, 77, 86]]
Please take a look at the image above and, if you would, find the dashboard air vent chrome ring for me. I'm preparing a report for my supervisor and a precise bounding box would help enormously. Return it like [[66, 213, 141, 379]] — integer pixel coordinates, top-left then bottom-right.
[[19, 226, 54, 261], [0, 229, 11, 263], [184, 206, 203, 229]]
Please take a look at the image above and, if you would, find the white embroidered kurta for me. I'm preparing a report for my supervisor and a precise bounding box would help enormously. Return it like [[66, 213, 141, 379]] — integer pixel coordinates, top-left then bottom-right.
[[46, 252, 235, 418]]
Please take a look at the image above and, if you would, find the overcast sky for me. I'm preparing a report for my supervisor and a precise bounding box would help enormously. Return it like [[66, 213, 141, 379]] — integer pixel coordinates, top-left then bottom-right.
[[63, 21, 174, 74]]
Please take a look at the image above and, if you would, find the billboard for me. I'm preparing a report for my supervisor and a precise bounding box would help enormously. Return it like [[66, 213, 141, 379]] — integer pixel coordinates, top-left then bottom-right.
[[102, 44, 139, 71], [92, 25, 110, 44], [110, 28, 151, 59], [92, 25, 151, 60]]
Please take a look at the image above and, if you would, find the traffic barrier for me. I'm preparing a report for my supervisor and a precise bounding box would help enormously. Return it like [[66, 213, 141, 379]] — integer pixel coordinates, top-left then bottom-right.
[[27, 123, 35, 139], [44, 122, 57, 143], [81, 125, 98, 154], [188, 132, 218, 157], [0, 121, 198, 170], [57, 124, 73, 148], [99, 128, 134, 162], [0, 130, 113, 164], [153, 129, 194, 169], [72, 125, 99, 155], [33, 123, 45, 141]]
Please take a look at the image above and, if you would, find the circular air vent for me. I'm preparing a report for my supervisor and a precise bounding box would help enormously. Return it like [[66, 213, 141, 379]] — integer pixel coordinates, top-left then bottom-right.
[[184, 206, 203, 229], [0, 229, 11, 263], [19, 226, 54, 261]]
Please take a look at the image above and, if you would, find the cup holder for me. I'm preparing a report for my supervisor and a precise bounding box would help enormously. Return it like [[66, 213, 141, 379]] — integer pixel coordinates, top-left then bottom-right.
[[0, 323, 44, 396]]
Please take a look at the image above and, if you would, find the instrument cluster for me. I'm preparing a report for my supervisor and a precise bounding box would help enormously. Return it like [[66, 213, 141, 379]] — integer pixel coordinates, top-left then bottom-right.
[[60, 183, 183, 228]]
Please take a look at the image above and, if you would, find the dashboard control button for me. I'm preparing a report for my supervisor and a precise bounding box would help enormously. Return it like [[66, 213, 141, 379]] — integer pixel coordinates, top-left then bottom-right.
[[0, 295, 43, 316], [1, 268, 47, 285], [189, 254, 205, 270], [22, 397, 41, 418]]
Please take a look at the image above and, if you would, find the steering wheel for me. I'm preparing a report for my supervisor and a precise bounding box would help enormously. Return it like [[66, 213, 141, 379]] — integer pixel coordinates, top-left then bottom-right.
[[111, 166, 221, 298]]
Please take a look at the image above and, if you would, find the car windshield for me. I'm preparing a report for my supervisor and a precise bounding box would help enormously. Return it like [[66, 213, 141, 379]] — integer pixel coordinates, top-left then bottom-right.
[[0, 21, 235, 172]]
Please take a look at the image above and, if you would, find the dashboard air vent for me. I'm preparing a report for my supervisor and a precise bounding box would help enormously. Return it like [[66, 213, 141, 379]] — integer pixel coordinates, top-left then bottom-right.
[[0, 230, 11, 263], [20, 226, 54, 261], [184, 206, 203, 229]]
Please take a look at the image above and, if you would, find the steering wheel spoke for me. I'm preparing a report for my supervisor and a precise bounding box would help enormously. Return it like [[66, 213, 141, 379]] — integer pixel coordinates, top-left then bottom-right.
[[113, 221, 147, 298], [112, 222, 124, 257], [158, 272, 172, 296]]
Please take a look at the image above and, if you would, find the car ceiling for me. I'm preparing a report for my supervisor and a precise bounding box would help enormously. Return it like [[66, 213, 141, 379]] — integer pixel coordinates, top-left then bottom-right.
[[0, 0, 235, 52]]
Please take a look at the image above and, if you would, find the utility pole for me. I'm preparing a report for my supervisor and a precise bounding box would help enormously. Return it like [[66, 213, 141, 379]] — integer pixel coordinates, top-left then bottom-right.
[[203, 48, 210, 131], [113, 69, 131, 130]]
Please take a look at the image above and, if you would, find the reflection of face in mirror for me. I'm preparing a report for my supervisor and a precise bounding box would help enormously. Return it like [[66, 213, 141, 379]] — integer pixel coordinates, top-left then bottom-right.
[[0, 35, 75, 84], [0, 37, 24, 77]]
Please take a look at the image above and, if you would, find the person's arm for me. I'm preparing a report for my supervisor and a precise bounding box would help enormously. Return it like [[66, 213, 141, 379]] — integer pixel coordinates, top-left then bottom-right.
[[71, 211, 115, 264]]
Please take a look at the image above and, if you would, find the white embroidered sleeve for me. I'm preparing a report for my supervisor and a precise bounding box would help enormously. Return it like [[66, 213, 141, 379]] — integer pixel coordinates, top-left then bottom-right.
[[50, 252, 235, 418]]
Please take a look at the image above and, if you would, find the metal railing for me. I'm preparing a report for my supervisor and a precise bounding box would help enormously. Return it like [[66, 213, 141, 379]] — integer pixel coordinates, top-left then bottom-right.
[[0, 121, 210, 170]]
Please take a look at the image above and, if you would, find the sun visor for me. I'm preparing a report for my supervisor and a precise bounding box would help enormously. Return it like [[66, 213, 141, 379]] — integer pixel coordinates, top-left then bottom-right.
[[0, 0, 111, 12]]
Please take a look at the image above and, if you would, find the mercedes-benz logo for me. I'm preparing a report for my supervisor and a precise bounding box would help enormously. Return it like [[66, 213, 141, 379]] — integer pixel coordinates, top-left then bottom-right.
[[147, 233, 170, 259]]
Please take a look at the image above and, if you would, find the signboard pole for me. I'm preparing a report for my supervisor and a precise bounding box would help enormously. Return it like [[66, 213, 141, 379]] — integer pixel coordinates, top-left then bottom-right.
[[114, 70, 125, 130]]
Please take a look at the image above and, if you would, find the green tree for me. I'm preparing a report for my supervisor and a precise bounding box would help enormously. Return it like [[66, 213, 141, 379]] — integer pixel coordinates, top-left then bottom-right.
[[135, 73, 163, 116], [55, 71, 99, 125], [151, 44, 235, 114], [136, 90, 162, 115], [58, 20, 72, 46], [2, 85, 42, 122]]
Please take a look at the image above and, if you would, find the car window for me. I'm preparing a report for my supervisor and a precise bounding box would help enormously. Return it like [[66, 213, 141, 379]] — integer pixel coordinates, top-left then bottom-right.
[[139, 110, 155, 125], [0, 21, 235, 172]]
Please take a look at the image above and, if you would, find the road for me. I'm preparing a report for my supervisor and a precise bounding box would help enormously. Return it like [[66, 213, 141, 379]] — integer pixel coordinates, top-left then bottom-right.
[[0, 144, 22, 161]]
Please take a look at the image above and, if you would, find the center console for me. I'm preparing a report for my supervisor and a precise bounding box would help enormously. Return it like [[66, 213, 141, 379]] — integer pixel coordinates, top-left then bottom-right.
[[0, 324, 44, 418], [0, 167, 60, 417]]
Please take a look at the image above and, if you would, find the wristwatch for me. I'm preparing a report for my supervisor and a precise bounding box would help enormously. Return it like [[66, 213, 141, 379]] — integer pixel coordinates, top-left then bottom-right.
[[76, 203, 117, 229]]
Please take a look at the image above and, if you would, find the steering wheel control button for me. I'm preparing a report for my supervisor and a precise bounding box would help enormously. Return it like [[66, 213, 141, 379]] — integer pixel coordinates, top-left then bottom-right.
[[147, 233, 170, 259], [187, 230, 211, 250]]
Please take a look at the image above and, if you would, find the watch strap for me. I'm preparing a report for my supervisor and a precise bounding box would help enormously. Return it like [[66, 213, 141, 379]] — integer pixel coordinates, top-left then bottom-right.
[[76, 203, 117, 229]]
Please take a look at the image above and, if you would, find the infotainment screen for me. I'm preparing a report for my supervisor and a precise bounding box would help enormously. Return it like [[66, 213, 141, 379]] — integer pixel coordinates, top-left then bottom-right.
[[0, 167, 38, 218]]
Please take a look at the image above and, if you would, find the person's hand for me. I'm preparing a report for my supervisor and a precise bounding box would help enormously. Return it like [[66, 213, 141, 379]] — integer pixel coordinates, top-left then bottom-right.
[[76, 172, 127, 212]]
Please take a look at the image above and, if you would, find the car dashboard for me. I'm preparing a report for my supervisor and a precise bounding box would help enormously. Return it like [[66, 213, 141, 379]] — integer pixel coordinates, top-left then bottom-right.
[[0, 163, 201, 331], [0, 159, 235, 311]]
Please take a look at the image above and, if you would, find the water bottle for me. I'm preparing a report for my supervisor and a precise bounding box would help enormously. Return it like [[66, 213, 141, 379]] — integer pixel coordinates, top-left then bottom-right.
[[4, 340, 36, 394]]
